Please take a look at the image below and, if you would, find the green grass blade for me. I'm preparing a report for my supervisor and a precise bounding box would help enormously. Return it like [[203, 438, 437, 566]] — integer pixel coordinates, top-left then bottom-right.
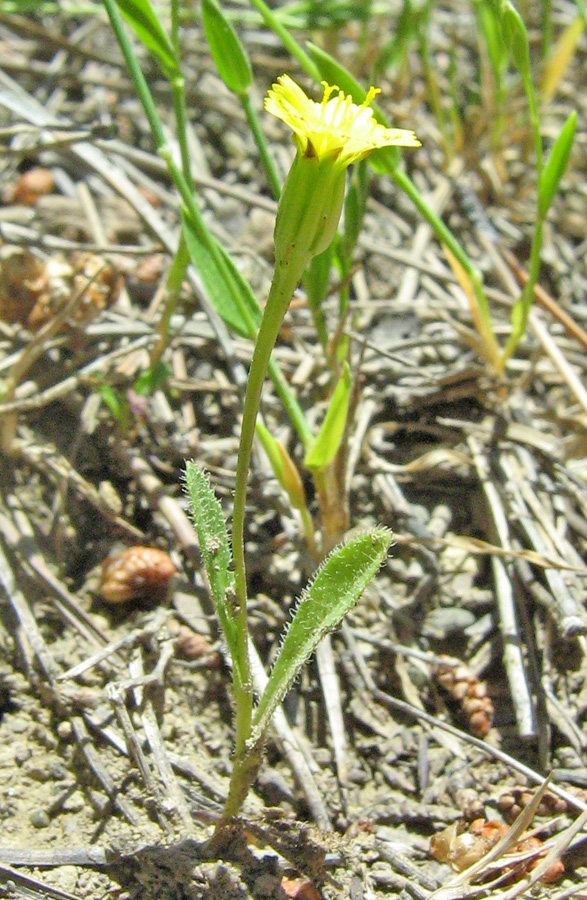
[[251, 529, 392, 741], [498, 0, 531, 81], [302, 246, 332, 348], [181, 208, 262, 338], [201, 0, 252, 95], [538, 111, 576, 218], [304, 362, 351, 470], [114, 0, 179, 80]]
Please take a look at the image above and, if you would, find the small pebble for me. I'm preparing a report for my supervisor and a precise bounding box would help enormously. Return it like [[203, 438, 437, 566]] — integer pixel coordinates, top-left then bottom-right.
[[422, 607, 475, 639], [14, 746, 31, 765], [30, 809, 50, 828], [57, 721, 73, 741], [10, 718, 28, 734]]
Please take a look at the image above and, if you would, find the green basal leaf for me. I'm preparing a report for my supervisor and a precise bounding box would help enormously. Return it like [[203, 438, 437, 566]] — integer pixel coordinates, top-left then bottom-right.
[[508, 290, 528, 350], [184, 462, 237, 655], [252, 529, 392, 741], [335, 332, 350, 365], [114, 0, 179, 80], [201, 0, 252, 95], [256, 421, 306, 511], [538, 111, 576, 219], [474, 1, 508, 83], [304, 362, 351, 470], [181, 208, 262, 338]]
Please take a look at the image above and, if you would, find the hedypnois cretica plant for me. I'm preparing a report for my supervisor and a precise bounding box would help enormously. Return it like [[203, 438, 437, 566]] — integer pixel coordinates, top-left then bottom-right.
[[187, 75, 418, 822], [102, 0, 420, 823]]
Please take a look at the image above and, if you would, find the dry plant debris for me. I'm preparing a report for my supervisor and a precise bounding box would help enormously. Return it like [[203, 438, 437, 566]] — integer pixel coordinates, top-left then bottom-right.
[[430, 818, 565, 883]]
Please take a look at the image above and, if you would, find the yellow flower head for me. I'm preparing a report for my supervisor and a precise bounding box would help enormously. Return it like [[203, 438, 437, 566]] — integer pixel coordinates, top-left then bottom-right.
[[265, 74, 420, 166]]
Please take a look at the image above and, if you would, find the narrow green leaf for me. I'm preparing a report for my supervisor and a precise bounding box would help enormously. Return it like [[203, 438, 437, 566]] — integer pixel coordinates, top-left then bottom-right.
[[201, 0, 252, 95], [538, 111, 576, 218], [474, 2, 508, 85], [99, 384, 123, 421], [499, 0, 531, 79], [115, 0, 179, 80], [181, 208, 262, 338], [252, 529, 392, 740], [256, 421, 306, 511], [184, 462, 237, 654], [304, 363, 352, 470]]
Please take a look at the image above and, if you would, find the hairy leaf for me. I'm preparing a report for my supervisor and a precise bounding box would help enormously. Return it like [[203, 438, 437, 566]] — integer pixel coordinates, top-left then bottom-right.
[[184, 462, 237, 654], [252, 529, 392, 741]]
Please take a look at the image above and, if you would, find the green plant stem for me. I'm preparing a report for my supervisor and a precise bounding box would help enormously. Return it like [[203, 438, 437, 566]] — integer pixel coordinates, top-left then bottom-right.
[[300, 506, 318, 560], [221, 737, 264, 820], [501, 60, 544, 363], [172, 78, 193, 188], [502, 216, 543, 361], [232, 258, 305, 616], [102, 0, 167, 150], [169, 1, 193, 189], [240, 92, 282, 201], [268, 358, 313, 449], [246, 0, 321, 81], [523, 75, 543, 176], [106, 0, 192, 367], [226, 255, 305, 818], [170, 0, 180, 56]]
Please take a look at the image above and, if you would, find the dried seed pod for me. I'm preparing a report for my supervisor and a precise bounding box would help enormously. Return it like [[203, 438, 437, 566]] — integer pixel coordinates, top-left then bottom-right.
[[27, 251, 122, 331], [431, 819, 565, 884], [100, 546, 176, 604], [12, 167, 55, 205], [434, 656, 494, 736], [0, 248, 46, 325], [0, 248, 121, 331], [280, 877, 321, 900], [456, 788, 485, 822], [498, 786, 568, 823], [175, 626, 221, 668], [431, 820, 506, 871]]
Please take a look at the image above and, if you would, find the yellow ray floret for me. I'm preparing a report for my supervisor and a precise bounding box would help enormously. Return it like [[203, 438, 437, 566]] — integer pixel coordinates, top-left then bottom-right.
[[265, 74, 420, 166]]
